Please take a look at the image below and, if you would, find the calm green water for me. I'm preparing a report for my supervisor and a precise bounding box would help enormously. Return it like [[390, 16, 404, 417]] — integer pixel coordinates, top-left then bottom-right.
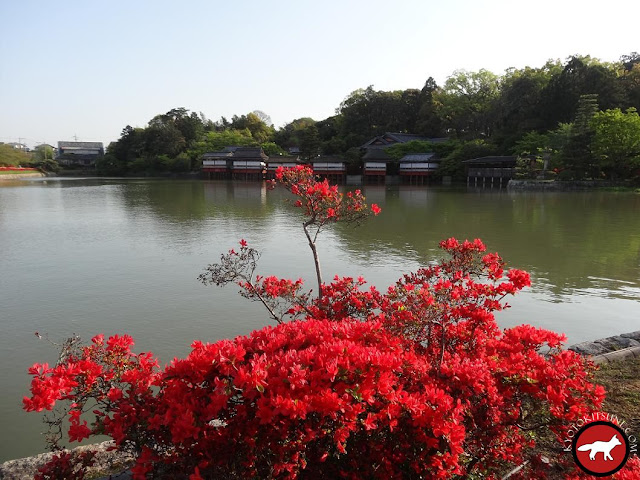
[[1, 178, 639, 461]]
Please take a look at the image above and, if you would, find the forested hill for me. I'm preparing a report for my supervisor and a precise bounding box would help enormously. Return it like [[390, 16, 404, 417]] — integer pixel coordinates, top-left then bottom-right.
[[100, 53, 640, 181]]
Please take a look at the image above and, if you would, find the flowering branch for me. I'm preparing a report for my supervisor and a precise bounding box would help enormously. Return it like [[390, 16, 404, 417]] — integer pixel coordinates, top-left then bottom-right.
[[271, 166, 380, 300], [199, 240, 310, 324]]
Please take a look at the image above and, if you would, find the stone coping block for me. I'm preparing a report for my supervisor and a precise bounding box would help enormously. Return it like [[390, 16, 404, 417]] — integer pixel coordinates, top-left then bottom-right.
[[568, 330, 640, 364], [0, 441, 133, 480]]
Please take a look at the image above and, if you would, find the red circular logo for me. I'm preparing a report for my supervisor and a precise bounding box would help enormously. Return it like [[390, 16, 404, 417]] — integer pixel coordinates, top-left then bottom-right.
[[572, 421, 631, 476]]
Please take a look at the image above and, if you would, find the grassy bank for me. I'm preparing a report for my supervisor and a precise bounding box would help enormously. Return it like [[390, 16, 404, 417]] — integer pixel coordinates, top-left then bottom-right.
[[597, 354, 640, 429]]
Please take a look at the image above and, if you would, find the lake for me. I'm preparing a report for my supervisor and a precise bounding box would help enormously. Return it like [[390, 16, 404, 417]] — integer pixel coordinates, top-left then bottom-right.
[[1, 177, 639, 461]]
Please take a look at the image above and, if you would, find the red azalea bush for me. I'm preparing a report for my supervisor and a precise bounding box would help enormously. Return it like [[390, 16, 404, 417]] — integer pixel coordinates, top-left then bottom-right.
[[132, 319, 466, 479], [24, 167, 639, 479]]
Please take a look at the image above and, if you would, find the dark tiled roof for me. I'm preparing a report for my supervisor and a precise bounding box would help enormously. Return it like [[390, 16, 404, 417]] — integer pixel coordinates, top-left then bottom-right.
[[399, 153, 436, 162], [310, 155, 344, 163], [58, 141, 104, 149], [361, 132, 445, 149], [362, 149, 391, 161], [385, 133, 431, 143], [232, 147, 268, 161], [203, 146, 246, 158], [202, 151, 233, 159], [462, 156, 517, 165], [267, 155, 300, 163]]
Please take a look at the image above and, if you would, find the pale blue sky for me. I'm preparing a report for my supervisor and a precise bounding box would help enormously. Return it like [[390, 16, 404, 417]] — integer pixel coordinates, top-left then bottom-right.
[[1, 0, 638, 148]]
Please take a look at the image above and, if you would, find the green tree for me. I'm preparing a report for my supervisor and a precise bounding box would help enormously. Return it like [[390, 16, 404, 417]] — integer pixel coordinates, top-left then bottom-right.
[[195, 129, 256, 152], [591, 107, 640, 179], [108, 126, 145, 163], [231, 113, 274, 143], [272, 117, 316, 149], [415, 77, 443, 137], [28, 146, 60, 172], [436, 69, 501, 137], [251, 110, 273, 127], [260, 142, 285, 156], [96, 153, 127, 175], [300, 124, 321, 160], [540, 56, 626, 131], [337, 86, 418, 142], [143, 123, 186, 158], [496, 62, 561, 148], [150, 108, 204, 147], [620, 57, 640, 111], [557, 94, 599, 178], [32, 145, 55, 162]]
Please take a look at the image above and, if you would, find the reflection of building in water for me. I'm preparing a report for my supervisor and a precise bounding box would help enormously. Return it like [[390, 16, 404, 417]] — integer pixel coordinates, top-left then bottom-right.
[[362, 185, 386, 206], [203, 180, 233, 204], [398, 185, 433, 206], [203, 181, 268, 206], [463, 156, 516, 188], [232, 181, 267, 205]]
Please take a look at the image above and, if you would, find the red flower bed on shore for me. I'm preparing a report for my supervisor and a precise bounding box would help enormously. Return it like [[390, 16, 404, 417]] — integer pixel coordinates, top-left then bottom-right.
[[0, 166, 39, 171]]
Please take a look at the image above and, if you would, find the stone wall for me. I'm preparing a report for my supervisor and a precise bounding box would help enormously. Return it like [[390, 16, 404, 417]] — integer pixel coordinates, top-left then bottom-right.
[[507, 179, 631, 191], [568, 330, 640, 364]]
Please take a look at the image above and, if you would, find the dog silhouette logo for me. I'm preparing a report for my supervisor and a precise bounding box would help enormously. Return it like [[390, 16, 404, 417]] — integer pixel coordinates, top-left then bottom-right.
[[572, 421, 631, 476]]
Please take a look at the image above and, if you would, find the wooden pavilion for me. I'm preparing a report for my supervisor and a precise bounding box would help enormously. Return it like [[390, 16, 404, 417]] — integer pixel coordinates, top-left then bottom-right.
[[463, 156, 516, 188]]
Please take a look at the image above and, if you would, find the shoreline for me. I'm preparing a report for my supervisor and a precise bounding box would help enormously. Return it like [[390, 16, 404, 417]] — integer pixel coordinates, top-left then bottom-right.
[[2, 174, 638, 191], [508, 179, 639, 191]]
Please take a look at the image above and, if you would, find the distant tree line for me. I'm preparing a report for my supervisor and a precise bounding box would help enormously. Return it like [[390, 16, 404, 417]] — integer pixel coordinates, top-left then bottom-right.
[[100, 53, 640, 181]]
